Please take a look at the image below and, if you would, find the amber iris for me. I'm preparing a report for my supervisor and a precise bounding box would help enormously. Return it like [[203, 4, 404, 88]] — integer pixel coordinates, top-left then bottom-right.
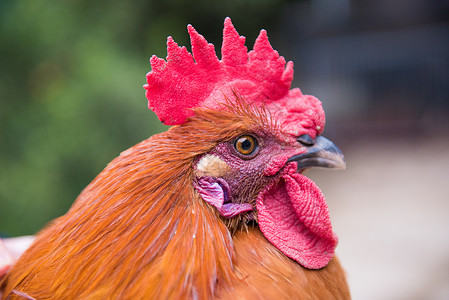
[[234, 135, 258, 155]]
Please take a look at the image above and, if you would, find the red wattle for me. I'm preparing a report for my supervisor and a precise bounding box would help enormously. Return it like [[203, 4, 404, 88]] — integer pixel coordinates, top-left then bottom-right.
[[257, 172, 337, 269]]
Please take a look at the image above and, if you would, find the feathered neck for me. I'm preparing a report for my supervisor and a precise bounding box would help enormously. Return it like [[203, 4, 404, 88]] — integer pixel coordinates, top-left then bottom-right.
[[3, 123, 239, 299], [3, 104, 271, 299]]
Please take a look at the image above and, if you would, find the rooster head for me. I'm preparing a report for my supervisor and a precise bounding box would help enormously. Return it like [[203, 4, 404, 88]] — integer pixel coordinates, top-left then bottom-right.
[[144, 18, 345, 270]]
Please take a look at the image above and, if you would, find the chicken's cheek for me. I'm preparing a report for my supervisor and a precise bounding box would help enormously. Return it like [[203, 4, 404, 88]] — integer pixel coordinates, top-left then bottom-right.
[[256, 172, 338, 269]]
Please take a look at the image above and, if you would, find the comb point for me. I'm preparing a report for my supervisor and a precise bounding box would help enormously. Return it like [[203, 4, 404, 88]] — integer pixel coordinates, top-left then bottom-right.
[[188, 24, 219, 68], [252, 29, 278, 61], [222, 18, 247, 66], [282, 61, 294, 84]]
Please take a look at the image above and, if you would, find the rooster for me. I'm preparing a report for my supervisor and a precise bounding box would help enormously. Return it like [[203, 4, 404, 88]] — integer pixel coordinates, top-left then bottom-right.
[[1, 18, 350, 299]]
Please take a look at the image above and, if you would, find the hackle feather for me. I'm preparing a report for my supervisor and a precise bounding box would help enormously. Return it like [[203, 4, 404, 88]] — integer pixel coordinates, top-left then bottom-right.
[[1, 100, 276, 300]]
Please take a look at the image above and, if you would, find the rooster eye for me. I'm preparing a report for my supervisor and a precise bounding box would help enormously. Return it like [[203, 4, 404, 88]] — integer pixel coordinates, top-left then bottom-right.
[[234, 135, 258, 156]]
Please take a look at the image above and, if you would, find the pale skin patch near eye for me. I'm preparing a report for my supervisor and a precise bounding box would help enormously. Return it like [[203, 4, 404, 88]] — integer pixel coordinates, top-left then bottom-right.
[[195, 154, 230, 178]]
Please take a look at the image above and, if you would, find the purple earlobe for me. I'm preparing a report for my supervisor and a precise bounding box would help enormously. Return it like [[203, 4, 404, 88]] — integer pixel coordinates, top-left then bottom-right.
[[195, 177, 253, 218]]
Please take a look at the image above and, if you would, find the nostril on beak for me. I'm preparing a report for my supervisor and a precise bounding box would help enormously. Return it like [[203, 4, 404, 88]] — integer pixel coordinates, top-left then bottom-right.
[[297, 134, 316, 147]]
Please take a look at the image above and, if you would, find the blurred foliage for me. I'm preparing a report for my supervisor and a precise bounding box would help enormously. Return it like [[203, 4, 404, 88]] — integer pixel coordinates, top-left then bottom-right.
[[0, 0, 292, 235]]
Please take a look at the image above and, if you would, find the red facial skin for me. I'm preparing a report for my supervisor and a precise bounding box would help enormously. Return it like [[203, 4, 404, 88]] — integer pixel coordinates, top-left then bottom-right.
[[194, 124, 337, 269]]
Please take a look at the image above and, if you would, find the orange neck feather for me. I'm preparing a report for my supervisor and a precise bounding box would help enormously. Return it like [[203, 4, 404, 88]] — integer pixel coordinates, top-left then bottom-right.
[[2, 104, 272, 299]]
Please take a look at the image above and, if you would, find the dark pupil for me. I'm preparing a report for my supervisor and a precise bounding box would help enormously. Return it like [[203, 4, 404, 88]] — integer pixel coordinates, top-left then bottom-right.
[[241, 138, 252, 150]]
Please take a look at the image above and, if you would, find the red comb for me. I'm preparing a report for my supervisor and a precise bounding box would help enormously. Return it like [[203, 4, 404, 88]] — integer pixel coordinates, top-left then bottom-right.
[[144, 17, 324, 135]]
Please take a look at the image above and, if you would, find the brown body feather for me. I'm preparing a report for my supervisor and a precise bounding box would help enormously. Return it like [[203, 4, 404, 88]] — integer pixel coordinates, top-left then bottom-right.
[[1, 104, 350, 299], [218, 227, 350, 299]]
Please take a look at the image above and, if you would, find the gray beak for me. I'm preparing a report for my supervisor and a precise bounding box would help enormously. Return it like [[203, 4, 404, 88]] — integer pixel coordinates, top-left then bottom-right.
[[288, 135, 346, 172]]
